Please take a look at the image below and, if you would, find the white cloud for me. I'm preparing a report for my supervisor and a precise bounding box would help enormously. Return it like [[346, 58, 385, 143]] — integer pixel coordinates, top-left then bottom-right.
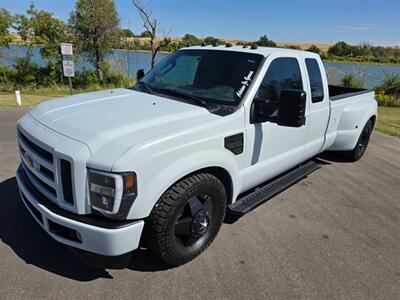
[[334, 24, 376, 31]]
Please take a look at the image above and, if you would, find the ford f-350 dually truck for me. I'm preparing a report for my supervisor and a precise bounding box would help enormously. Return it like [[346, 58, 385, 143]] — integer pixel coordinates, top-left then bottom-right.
[[16, 46, 377, 266]]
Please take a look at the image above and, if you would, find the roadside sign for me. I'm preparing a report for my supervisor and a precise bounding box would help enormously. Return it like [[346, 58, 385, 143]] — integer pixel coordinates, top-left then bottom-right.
[[63, 60, 75, 77], [61, 43, 73, 55]]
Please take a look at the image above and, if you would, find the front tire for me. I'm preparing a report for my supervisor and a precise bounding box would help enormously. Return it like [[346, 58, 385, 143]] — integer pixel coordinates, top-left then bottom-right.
[[145, 173, 227, 266], [346, 119, 373, 162]]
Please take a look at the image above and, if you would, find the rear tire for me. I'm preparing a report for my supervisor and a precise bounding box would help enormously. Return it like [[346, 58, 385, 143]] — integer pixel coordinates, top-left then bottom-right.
[[145, 173, 227, 266], [345, 119, 373, 162]]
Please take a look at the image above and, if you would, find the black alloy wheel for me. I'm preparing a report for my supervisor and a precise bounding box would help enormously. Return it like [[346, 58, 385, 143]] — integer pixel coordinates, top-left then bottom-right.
[[145, 173, 227, 266], [347, 119, 373, 162]]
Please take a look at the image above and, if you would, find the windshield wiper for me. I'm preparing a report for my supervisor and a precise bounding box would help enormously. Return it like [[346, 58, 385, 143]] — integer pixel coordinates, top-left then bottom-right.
[[158, 88, 210, 109], [136, 81, 154, 94]]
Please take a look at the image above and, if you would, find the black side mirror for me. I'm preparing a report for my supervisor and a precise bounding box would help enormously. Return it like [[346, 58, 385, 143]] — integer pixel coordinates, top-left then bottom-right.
[[136, 69, 145, 82], [276, 89, 306, 127], [251, 89, 306, 127]]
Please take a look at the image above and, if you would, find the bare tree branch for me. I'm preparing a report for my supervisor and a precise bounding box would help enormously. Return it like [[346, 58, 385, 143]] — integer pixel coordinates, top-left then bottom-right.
[[132, 0, 170, 68]]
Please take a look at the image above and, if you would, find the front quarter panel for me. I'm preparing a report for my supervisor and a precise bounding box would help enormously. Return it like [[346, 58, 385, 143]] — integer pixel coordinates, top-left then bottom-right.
[[112, 107, 246, 220]]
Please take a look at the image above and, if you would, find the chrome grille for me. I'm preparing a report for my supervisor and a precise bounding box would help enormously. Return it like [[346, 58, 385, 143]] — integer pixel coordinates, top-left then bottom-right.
[[17, 128, 74, 207]]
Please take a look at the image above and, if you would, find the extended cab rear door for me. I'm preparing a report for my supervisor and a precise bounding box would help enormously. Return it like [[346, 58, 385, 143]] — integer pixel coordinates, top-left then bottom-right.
[[301, 54, 330, 158]]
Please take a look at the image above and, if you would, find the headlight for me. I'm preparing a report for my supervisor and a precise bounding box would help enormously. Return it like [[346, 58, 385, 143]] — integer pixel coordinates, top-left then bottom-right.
[[88, 169, 137, 217]]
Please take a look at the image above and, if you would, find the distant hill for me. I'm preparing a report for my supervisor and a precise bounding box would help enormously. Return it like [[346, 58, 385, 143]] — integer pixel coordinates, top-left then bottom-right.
[[9, 33, 391, 53]]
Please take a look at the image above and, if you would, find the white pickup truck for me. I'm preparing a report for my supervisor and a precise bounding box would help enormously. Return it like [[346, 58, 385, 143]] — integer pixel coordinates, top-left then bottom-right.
[[16, 45, 377, 266]]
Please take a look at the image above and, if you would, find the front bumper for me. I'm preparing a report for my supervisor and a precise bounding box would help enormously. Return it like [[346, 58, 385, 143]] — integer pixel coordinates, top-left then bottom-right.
[[16, 164, 144, 256]]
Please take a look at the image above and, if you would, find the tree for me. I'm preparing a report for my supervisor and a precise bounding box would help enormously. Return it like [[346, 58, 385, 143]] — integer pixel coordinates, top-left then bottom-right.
[[181, 33, 202, 46], [256, 35, 276, 47], [328, 41, 352, 56], [139, 30, 151, 37], [285, 44, 301, 50], [133, 0, 170, 69], [70, 0, 120, 81], [14, 4, 71, 83], [306, 44, 321, 54], [0, 8, 13, 48], [204, 36, 223, 46], [120, 28, 134, 38]]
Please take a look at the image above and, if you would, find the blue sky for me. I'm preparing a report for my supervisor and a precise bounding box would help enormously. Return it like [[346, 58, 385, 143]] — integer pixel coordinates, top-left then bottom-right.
[[2, 0, 399, 46]]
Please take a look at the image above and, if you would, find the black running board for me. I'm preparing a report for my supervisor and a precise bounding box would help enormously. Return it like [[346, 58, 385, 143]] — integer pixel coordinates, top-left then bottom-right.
[[228, 160, 321, 216]]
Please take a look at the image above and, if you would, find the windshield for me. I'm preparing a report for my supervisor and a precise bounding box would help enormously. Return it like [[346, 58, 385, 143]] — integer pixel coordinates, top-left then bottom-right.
[[137, 50, 263, 106]]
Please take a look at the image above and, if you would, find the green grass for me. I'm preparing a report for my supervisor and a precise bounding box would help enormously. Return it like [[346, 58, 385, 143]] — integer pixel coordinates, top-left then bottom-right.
[[1, 90, 399, 138], [376, 107, 400, 138], [0, 91, 66, 107], [0, 86, 108, 108]]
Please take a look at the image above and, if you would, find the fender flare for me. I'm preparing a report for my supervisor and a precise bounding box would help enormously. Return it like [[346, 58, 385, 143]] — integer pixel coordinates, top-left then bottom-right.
[[329, 98, 377, 151], [126, 150, 241, 219]]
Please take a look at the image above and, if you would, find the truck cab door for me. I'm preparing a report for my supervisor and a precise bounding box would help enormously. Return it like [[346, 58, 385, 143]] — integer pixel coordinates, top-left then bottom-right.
[[303, 57, 330, 157], [243, 54, 310, 191]]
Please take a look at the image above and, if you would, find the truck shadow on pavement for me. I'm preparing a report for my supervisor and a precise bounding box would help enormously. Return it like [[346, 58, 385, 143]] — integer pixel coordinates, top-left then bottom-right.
[[316, 151, 354, 164], [0, 177, 171, 280]]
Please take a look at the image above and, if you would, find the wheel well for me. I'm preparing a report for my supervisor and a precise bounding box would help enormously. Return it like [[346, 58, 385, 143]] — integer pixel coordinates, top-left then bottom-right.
[[186, 167, 233, 205], [370, 115, 376, 128]]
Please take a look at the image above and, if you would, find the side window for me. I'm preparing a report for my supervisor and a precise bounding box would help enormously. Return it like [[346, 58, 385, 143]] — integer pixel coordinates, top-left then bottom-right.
[[305, 58, 324, 103], [256, 57, 303, 103]]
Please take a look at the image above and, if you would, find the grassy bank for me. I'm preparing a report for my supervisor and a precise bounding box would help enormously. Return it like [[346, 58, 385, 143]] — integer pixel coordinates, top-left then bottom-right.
[[0, 84, 136, 108], [0, 86, 102, 108], [376, 107, 400, 138], [322, 59, 400, 67], [1, 90, 399, 138], [0, 92, 62, 107]]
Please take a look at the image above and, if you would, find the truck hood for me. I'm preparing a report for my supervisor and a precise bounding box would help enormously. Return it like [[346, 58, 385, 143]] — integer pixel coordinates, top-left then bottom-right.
[[30, 88, 218, 170]]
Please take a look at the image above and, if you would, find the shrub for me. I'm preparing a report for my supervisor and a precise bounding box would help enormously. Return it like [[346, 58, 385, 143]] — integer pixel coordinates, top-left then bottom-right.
[[341, 72, 364, 88], [306, 44, 321, 54], [376, 73, 400, 97], [0, 65, 16, 91], [104, 71, 131, 87], [13, 57, 40, 88], [375, 91, 400, 107], [38, 62, 62, 87], [256, 35, 276, 47], [73, 70, 99, 88], [285, 44, 301, 50]]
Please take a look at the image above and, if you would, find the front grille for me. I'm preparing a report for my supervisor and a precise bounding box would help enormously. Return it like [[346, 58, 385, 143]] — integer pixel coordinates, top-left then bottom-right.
[[40, 165, 54, 180], [17, 127, 74, 206], [61, 159, 74, 204], [22, 162, 57, 197], [18, 129, 53, 162]]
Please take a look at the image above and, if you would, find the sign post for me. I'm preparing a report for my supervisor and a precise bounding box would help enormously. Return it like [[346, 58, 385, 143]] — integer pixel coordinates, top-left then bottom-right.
[[61, 43, 74, 95]]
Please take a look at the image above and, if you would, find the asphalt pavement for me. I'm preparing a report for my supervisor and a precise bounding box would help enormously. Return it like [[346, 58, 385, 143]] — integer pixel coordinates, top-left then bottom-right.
[[1, 108, 399, 299]]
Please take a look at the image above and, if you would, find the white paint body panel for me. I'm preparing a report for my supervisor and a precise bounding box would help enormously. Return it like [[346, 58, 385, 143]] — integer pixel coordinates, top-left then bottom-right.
[[16, 46, 377, 255]]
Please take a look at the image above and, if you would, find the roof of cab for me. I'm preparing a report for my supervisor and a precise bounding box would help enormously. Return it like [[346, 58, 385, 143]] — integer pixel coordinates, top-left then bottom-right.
[[180, 45, 318, 58]]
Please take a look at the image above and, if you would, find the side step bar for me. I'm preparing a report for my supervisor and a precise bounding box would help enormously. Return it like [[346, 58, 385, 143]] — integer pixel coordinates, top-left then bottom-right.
[[228, 160, 321, 216]]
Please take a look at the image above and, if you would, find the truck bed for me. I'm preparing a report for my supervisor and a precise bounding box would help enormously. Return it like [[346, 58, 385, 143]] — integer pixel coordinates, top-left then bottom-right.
[[329, 85, 372, 101]]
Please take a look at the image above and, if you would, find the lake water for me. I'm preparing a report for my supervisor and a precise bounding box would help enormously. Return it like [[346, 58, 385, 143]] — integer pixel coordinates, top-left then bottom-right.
[[1, 44, 399, 89]]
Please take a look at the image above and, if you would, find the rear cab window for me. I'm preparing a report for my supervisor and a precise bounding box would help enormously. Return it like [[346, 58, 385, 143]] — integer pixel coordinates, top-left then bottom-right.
[[305, 58, 324, 103]]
